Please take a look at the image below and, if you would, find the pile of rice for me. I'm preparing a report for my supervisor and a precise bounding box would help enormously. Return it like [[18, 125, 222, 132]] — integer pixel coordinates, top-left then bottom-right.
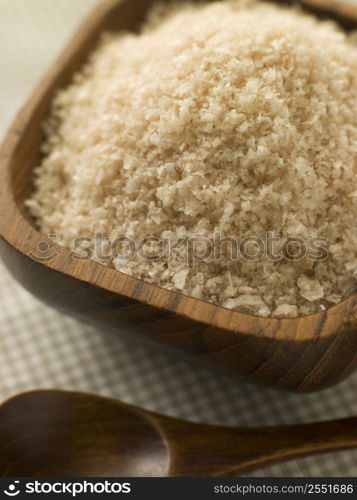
[[27, 0, 357, 318]]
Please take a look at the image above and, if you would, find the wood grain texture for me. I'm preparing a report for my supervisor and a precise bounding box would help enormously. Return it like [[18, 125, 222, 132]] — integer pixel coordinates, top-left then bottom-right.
[[1, 390, 357, 477], [0, 0, 357, 392]]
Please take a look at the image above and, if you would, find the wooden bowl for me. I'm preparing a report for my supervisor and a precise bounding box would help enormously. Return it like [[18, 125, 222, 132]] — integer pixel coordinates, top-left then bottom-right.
[[1, 0, 357, 392]]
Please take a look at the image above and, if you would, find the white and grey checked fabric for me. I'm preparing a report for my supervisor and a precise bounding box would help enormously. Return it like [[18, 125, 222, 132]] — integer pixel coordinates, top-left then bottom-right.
[[0, 0, 356, 478]]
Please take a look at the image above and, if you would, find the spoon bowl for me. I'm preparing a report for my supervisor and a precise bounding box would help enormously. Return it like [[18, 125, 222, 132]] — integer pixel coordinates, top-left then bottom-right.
[[1, 390, 357, 477], [1, 0, 357, 392], [0, 391, 169, 477]]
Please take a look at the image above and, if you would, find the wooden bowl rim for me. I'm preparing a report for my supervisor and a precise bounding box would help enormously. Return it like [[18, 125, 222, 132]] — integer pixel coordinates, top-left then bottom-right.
[[0, 0, 357, 342]]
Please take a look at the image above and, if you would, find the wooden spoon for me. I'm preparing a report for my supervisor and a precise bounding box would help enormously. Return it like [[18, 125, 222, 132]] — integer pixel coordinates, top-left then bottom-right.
[[0, 390, 356, 477]]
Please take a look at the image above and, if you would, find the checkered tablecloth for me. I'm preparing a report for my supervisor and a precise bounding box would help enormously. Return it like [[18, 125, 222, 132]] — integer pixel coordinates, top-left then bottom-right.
[[1, 0, 356, 478]]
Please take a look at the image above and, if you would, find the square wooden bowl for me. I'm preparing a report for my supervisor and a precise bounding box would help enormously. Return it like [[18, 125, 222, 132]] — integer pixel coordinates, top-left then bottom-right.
[[1, 0, 357, 392]]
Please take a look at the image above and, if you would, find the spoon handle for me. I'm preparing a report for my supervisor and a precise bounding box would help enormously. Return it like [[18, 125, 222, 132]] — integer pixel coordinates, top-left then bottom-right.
[[158, 416, 357, 477]]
